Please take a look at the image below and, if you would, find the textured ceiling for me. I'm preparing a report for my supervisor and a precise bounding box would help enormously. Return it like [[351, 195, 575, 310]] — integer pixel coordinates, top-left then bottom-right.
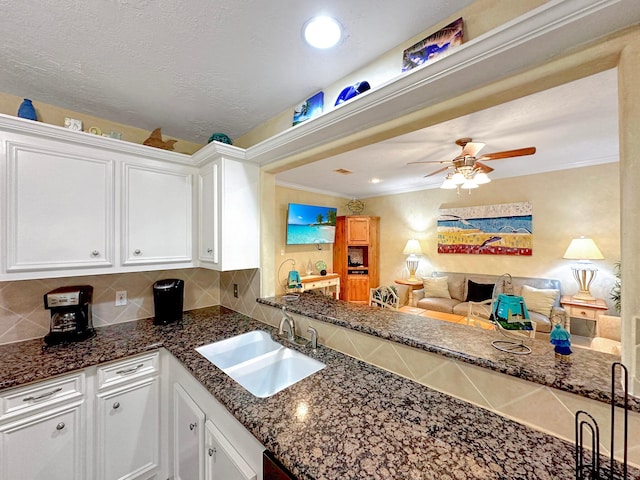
[[1, 0, 473, 144]]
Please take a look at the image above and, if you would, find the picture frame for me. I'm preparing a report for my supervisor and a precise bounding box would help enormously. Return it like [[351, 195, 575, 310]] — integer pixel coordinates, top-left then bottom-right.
[[293, 91, 324, 126], [402, 17, 464, 72]]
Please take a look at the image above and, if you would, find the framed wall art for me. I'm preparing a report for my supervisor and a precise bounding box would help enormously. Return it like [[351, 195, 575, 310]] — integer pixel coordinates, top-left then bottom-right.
[[402, 17, 464, 72], [437, 201, 532, 256]]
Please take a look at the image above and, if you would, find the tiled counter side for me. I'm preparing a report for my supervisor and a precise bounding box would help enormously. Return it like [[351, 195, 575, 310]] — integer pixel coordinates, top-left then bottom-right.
[[1, 306, 628, 480], [256, 294, 640, 466]]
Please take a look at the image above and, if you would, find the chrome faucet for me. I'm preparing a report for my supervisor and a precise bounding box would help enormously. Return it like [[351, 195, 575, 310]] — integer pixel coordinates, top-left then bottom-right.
[[278, 307, 296, 342]]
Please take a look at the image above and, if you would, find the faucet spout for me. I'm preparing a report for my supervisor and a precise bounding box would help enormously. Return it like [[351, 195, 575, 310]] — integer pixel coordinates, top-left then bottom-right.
[[278, 307, 296, 342]]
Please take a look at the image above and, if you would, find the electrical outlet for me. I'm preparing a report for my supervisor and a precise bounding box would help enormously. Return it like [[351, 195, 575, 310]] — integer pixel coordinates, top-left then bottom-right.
[[233, 284, 239, 298], [115, 290, 127, 306]]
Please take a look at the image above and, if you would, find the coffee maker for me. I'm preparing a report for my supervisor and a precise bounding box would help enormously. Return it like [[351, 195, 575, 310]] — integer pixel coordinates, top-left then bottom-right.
[[43, 285, 95, 345]]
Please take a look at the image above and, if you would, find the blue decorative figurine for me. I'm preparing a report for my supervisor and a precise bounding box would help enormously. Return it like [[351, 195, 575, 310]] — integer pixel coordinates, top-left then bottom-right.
[[17, 98, 37, 121], [550, 323, 572, 360]]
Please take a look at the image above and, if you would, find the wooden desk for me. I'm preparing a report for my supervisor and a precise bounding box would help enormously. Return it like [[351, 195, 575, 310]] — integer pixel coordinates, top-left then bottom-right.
[[560, 295, 608, 335], [394, 278, 423, 307], [300, 274, 340, 299]]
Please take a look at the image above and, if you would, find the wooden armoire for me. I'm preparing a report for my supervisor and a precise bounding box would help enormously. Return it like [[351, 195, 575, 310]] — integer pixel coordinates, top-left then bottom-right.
[[333, 216, 380, 304]]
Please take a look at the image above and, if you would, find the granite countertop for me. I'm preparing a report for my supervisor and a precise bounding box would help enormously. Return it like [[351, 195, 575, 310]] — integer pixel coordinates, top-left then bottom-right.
[[0, 306, 634, 480], [257, 293, 638, 413]]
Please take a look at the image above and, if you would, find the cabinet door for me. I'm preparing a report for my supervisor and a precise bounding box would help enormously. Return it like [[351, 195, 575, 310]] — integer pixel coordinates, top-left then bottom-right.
[[174, 384, 205, 480], [122, 163, 193, 265], [346, 217, 370, 244], [198, 158, 259, 271], [95, 377, 160, 480], [205, 419, 256, 480], [348, 275, 370, 303], [5, 140, 113, 272], [0, 403, 84, 480]]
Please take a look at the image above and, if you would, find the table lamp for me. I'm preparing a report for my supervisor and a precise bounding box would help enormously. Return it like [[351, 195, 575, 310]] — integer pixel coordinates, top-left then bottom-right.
[[402, 239, 423, 282], [563, 237, 604, 301]]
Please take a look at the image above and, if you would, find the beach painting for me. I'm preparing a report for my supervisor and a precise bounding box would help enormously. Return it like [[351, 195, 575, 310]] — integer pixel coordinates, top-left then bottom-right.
[[402, 17, 464, 72], [437, 202, 532, 255], [293, 91, 324, 126]]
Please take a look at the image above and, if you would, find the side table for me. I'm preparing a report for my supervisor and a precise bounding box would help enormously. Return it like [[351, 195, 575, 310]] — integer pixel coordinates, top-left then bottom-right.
[[394, 278, 423, 307], [560, 295, 608, 335], [300, 274, 340, 299]]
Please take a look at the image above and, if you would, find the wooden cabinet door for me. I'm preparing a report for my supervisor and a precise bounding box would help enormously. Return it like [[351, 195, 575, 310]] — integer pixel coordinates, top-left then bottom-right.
[[0, 403, 85, 480], [5, 138, 113, 273], [346, 217, 370, 244], [122, 163, 193, 266], [348, 275, 370, 303], [95, 377, 160, 480], [174, 384, 205, 480]]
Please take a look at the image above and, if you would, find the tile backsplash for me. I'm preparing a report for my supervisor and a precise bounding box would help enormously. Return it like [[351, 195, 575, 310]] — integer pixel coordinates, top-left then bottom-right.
[[0, 268, 221, 345]]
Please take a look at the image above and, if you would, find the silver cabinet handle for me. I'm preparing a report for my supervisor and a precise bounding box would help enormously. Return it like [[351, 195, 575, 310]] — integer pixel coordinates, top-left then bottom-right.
[[116, 363, 144, 375], [189, 422, 197, 431], [23, 387, 62, 402], [113, 401, 120, 410], [56, 422, 65, 430], [208, 447, 216, 457], [207, 248, 213, 254], [134, 249, 141, 255], [91, 250, 100, 256]]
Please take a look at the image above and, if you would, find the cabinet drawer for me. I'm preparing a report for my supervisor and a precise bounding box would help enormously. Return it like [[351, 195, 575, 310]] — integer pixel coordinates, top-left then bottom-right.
[[0, 373, 84, 420], [568, 306, 597, 320], [97, 352, 159, 390]]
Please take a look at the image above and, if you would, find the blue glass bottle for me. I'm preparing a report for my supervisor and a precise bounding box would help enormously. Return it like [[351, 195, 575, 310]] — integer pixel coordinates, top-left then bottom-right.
[[17, 99, 37, 121]]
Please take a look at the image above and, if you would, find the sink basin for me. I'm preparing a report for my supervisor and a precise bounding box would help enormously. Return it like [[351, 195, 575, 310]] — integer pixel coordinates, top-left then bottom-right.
[[195, 331, 325, 398]]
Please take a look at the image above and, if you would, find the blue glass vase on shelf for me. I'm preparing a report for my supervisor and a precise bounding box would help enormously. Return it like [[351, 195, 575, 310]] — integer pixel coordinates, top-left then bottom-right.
[[17, 98, 37, 121]]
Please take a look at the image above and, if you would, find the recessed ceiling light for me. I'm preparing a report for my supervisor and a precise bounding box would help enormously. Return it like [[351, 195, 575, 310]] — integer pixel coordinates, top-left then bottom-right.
[[303, 16, 342, 49], [370, 178, 381, 184]]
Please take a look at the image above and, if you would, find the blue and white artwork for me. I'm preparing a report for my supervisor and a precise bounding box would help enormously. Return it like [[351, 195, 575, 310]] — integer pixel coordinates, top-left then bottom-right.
[[293, 91, 324, 126], [402, 17, 464, 72]]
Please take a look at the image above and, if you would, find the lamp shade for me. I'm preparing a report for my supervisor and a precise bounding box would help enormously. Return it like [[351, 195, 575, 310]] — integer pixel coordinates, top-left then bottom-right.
[[402, 239, 423, 255], [563, 237, 604, 260]]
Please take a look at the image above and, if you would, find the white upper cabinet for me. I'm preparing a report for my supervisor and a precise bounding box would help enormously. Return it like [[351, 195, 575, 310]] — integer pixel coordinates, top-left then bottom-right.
[[122, 162, 193, 266], [198, 155, 259, 271], [2, 132, 114, 274]]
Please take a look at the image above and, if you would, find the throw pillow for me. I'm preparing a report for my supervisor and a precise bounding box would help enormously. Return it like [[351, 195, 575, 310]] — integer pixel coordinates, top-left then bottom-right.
[[422, 276, 451, 299], [465, 280, 495, 302], [521, 285, 559, 316]]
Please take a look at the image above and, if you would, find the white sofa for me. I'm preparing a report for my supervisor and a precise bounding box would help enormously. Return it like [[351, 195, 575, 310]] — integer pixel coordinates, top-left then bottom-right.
[[412, 272, 566, 335]]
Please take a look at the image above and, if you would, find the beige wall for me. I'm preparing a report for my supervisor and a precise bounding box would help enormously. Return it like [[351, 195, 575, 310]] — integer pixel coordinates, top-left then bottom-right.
[[273, 187, 348, 295], [274, 163, 621, 316], [0, 92, 204, 155], [0, 268, 220, 345]]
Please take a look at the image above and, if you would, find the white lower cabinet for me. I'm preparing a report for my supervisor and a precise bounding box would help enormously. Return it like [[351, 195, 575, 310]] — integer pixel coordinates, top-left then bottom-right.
[[0, 373, 86, 480], [94, 351, 162, 480], [174, 383, 205, 480], [205, 419, 257, 480]]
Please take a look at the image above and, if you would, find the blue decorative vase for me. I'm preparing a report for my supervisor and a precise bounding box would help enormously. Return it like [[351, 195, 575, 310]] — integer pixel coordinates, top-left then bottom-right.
[[17, 99, 37, 121]]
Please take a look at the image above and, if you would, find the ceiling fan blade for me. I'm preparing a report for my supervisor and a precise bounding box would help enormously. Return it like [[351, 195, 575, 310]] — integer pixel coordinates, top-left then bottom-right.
[[407, 159, 449, 165], [478, 147, 536, 161], [474, 162, 494, 174], [461, 142, 485, 157], [423, 166, 450, 178]]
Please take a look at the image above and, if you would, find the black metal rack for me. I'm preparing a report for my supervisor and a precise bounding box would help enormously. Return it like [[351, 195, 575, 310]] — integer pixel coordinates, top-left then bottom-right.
[[575, 362, 629, 479]]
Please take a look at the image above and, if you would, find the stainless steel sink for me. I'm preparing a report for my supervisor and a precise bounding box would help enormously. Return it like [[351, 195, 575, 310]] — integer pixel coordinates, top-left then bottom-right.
[[195, 331, 325, 398]]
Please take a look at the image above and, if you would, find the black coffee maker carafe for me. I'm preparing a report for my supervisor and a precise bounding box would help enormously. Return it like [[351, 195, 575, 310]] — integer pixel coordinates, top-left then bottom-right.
[[44, 285, 94, 345]]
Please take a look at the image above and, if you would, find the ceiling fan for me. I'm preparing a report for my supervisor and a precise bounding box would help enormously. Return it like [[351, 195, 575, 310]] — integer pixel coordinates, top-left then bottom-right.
[[408, 138, 536, 190]]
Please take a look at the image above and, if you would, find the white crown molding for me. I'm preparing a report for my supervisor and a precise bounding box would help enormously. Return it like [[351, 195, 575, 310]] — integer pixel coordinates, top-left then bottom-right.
[[246, 0, 640, 169]]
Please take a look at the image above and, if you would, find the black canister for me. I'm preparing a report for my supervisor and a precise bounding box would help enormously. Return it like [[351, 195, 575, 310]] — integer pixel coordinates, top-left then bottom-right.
[[152, 279, 184, 325]]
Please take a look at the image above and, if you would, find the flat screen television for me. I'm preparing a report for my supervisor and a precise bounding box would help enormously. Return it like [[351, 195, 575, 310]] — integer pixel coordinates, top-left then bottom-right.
[[286, 203, 337, 245]]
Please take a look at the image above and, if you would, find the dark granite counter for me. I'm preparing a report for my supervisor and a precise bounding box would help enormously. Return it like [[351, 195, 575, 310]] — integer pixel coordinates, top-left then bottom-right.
[[257, 293, 639, 413], [0, 306, 635, 480]]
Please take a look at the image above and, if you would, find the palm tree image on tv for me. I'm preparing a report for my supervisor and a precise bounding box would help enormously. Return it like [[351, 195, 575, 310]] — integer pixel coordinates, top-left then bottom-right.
[[286, 203, 337, 244]]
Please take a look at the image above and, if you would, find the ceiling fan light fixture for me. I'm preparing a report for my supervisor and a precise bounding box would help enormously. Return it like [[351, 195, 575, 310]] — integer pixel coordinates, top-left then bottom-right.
[[461, 179, 478, 189], [473, 172, 491, 184], [441, 176, 457, 189], [451, 172, 465, 185]]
